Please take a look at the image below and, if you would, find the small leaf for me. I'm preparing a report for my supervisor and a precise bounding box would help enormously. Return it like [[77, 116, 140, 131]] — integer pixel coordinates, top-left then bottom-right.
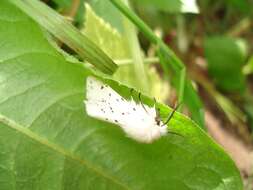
[[82, 3, 130, 60], [204, 36, 247, 92]]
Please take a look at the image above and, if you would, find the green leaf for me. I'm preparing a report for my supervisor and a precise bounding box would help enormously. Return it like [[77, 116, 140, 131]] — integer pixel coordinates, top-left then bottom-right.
[[0, 1, 243, 189], [204, 36, 247, 92], [82, 4, 130, 60], [83, 3, 169, 102], [134, 0, 199, 14]]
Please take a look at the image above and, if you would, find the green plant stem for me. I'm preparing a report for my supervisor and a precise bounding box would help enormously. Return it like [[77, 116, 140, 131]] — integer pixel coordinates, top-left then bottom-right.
[[66, 0, 80, 18], [10, 0, 117, 75]]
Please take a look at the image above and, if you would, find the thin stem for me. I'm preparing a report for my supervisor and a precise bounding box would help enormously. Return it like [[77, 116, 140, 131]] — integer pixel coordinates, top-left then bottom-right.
[[66, 0, 80, 19]]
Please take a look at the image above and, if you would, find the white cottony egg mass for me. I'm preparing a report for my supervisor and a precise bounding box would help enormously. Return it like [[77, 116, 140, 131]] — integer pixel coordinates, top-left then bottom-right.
[[84, 76, 168, 143]]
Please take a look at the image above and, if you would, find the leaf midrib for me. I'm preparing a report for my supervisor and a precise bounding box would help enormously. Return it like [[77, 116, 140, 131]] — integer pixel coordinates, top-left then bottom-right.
[[0, 114, 130, 190]]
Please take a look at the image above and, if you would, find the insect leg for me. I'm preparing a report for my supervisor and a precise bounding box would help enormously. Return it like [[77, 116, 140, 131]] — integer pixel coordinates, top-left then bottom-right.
[[162, 102, 182, 126], [130, 88, 134, 96], [153, 97, 161, 119], [153, 97, 157, 106], [138, 92, 148, 113]]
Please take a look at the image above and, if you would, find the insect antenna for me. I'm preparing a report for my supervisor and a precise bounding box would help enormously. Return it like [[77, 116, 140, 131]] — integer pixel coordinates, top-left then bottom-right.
[[162, 102, 182, 126]]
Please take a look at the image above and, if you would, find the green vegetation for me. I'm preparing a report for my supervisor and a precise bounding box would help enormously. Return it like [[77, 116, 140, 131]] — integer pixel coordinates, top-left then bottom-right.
[[1, 0, 252, 189]]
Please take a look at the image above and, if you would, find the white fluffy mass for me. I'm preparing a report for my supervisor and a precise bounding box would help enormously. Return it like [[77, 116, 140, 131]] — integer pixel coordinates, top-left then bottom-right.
[[84, 76, 167, 143]]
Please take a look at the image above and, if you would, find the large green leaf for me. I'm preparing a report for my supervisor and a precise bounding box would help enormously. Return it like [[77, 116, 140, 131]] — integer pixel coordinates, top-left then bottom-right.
[[0, 1, 243, 190]]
